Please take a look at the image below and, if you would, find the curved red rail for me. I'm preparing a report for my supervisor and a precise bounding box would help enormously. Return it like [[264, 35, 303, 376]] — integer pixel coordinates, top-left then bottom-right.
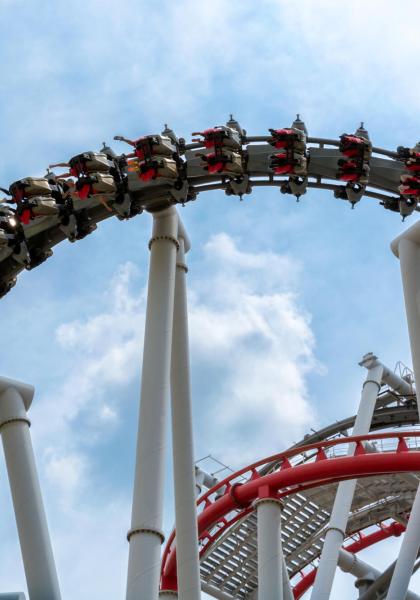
[[161, 431, 420, 590]]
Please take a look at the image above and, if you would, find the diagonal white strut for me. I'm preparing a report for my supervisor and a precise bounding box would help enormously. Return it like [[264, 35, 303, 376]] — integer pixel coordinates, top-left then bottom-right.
[[386, 223, 420, 600], [310, 354, 384, 600], [0, 378, 61, 600], [166, 225, 201, 600], [126, 207, 178, 600]]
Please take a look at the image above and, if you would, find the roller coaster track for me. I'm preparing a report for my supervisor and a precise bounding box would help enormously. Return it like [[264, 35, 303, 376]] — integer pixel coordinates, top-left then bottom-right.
[[0, 117, 416, 298], [160, 387, 420, 598]]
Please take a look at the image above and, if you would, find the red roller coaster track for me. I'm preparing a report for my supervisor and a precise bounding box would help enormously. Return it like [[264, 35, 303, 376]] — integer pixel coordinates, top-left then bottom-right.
[[161, 431, 420, 592]]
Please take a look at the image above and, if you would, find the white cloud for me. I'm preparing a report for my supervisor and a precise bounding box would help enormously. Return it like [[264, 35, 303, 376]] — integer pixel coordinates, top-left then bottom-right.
[[44, 451, 88, 505], [189, 233, 318, 464]]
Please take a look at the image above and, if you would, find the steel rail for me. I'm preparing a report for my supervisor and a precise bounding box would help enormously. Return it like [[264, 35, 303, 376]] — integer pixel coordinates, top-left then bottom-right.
[[0, 130, 412, 298], [160, 430, 420, 589]]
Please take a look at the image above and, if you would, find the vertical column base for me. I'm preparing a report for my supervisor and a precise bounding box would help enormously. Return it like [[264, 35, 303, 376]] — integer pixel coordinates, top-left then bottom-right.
[[255, 495, 284, 600]]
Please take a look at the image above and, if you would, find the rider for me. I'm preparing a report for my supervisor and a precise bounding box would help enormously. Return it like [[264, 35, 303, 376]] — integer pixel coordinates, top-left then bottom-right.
[[114, 132, 182, 184], [193, 124, 243, 176], [268, 117, 307, 180], [337, 124, 372, 184]]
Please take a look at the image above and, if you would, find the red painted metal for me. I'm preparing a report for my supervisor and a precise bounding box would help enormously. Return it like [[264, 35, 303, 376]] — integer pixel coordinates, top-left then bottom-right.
[[160, 432, 420, 590]]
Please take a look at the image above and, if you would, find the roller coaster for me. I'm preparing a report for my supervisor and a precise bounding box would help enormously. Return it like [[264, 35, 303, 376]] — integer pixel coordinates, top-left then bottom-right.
[[1, 115, 419, 296], [2, 116, 420, 600]]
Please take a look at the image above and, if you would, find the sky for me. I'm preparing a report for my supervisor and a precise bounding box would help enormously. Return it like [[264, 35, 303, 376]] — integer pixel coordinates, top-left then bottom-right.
[[0, 0, 420, 598]]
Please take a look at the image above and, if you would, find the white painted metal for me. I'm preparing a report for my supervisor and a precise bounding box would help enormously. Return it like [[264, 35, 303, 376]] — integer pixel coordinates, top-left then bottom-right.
[[201, 581, 236, 600], [338, 549, 380, 579], [386, 483, 420, 600], [310, 357, 383, 600], [195, 466, 218, 496], [282, 558, 294, 600], [126, 207, 178, 600], [0, 384, 61, 600], [380, 364, 413, 397], [256, 498, 284, 600], [170, 234, 201, 600], [387, 227, 420, 600]]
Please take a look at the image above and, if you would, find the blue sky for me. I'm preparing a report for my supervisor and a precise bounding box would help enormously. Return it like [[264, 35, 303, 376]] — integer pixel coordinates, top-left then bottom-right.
[[1, 0, 420, 597]]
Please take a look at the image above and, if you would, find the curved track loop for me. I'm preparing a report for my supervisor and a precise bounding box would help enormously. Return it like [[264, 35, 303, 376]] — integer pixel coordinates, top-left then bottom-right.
[[292, 521, 405, 598], [160, 431, 420, 590], [0, 120, 417, 297]]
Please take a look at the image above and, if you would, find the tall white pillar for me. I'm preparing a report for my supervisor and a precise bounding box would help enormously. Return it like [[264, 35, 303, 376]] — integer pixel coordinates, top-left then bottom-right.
[[255, 496, 284, 600], [126, 207, 178, 600], [0, 378, 61, 600], [310, 355, 383, 600], [387, 226, 420, 600], [169, 234, 201, 600], [282, 558, 294, 600]]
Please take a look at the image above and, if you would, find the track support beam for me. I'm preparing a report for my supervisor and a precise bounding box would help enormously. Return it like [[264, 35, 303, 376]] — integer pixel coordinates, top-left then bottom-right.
[[388, 224, 420, 599], [0, 379, 61, 600], [169, 230, 201, 600], [126, 207, 178, 600], [255, 496, 284, 600], [310, 354, 383, 600]]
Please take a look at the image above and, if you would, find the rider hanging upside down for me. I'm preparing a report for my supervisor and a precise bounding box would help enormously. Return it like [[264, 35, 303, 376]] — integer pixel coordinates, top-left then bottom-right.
[[127, 157, 179, 182], [270, 151, 307, 176], [337, 133, 371, 185], [192, 126, 242, 150], [337, 158, 370, 184], [399, 174, 420, 197], [199, 149, 243, 175], [397, 145, 420, 174], [6, 178, 59, 225], [269, 128, 306, 154], [339, 134, 372, 161], [114, 134, 177, 161]]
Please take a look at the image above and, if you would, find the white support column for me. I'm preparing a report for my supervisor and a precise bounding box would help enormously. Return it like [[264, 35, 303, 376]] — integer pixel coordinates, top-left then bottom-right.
[[386, 489, 420, 600], [126, 207, 178, 600], [338, 549, 382, 580], [255, 496, 284, 600], [387, 225, 420, 600], [282, 558, 294, 600], [170, 232, 201, 600], [0, 378, 61, 600], [310, 354, 383, 600]]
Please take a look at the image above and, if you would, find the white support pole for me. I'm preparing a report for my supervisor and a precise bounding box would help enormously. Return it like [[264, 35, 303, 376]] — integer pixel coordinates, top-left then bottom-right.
[[170, 231, 201, 600], [255, 497, 284, 600], [0, 379, 61, 600], [126, 207, 178, 600], [386, 225, 420, 600], [338, 549, 381, 580], [310, 354, 384, 600], [282, 558, 294, 600]]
